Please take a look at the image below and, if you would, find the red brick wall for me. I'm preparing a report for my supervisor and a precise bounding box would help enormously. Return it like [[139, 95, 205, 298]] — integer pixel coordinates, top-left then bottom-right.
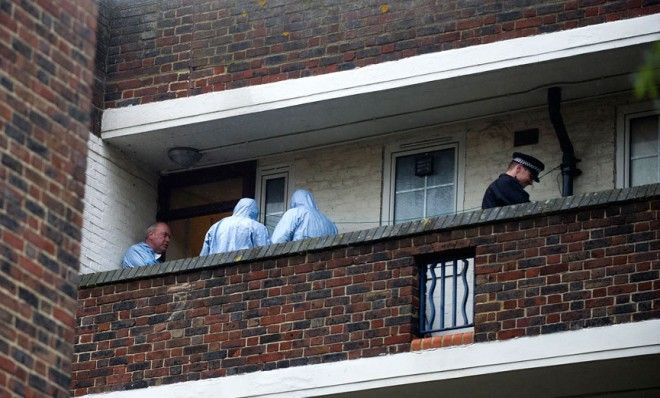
[[72, 196, 659, 395], [91, 0, 111, 136], [74, 249, 415, 394], [0, 1, 98, 397], [473, 200, 659, 341], [101, 0, 660, 108]]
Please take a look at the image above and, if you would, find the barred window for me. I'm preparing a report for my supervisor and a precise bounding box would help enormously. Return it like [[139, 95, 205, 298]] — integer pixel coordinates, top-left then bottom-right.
[[419, 252, 474, 335]]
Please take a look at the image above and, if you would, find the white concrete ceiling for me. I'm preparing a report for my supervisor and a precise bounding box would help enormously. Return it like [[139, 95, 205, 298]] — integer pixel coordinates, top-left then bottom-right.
[[101, 15, 660, 173]]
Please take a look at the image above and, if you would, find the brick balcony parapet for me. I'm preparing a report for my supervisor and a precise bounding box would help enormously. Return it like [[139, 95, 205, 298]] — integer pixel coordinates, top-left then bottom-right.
[[79, 183, 660, 288], [72, 183, 659, 395]]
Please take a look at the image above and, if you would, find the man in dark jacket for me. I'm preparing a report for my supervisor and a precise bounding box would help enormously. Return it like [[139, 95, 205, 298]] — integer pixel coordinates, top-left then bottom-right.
[[482, 152, 545, 209]]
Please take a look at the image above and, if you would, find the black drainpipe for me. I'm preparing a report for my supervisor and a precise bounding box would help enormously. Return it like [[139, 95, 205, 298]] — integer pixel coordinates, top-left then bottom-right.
[[548, 87, 581, 197]]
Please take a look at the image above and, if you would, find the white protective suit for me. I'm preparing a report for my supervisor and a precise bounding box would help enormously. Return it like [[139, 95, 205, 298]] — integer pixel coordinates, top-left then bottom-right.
[[199, 198, 270, 255], [271, 189, 337, 243]]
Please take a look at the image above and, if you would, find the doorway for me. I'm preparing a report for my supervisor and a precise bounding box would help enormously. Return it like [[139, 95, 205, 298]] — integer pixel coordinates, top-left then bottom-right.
[[157, 161, 256, 259]]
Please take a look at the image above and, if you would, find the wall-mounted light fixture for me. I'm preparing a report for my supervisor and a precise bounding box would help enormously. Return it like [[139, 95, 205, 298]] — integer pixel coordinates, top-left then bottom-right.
[[167, 147, 203, 168]]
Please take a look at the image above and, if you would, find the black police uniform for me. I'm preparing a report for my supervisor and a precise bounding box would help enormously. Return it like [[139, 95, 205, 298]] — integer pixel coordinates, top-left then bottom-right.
[[482, 173, 529, 209], [481, 152, 544, 210]]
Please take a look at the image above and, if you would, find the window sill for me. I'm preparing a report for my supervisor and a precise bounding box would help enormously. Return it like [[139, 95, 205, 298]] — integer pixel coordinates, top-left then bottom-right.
[[411, 330, 474, 351]]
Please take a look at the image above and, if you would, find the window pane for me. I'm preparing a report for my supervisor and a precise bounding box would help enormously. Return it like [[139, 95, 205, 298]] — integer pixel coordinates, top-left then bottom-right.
[[631, 157, 658, 186], [393, 147, 456, 224], [630, 116, 658, 159], [264, 177, 285, 234], [394, 190, 423, 224], [395, 154, 424, 191], [629, 115, 659, 186], [427, 148, 455, 186], [426, 186, 454, 217]]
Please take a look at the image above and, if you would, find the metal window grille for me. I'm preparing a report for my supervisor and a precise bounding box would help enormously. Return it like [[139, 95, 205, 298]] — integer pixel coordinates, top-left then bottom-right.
[[419, 256, 474, 335]]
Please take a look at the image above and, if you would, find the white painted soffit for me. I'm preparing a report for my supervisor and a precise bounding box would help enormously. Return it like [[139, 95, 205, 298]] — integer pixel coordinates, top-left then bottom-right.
[[80, 319, 660, 398], [102, 14, 659, 137]]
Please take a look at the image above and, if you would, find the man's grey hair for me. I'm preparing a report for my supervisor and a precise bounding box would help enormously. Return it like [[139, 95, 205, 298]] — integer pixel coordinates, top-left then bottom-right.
[[145, 222, 162, 239]]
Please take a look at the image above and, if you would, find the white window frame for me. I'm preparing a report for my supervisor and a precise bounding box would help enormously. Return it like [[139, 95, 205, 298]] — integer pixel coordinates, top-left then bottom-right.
[[255, 164, 291, 227], [616, 102, 660, 188], [382, 132, 465, 225]]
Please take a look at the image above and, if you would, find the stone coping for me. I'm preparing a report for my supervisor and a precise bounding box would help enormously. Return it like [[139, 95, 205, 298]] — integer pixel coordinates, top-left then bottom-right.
[[78, 183, 660, 288]]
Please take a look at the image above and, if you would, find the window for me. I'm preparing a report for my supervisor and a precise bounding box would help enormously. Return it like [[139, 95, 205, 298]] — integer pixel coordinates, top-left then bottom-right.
[[382, 135, 464, 225], [617, 104, 660, 188], [256, 165, 290, 235], [418, 251, 474, 336], [393, 148, 455, 223]]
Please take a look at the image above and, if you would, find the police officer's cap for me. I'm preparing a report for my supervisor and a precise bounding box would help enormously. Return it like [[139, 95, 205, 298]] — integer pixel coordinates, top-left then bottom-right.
[[512, 152, 544, 182]]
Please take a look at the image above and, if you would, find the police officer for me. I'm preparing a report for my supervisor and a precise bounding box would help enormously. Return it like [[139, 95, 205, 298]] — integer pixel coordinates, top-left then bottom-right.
[[482, 152, 545, 209]]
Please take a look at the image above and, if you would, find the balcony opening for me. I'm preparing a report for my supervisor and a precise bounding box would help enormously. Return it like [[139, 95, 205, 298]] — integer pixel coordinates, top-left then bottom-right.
[[418, 249, 475, 336]]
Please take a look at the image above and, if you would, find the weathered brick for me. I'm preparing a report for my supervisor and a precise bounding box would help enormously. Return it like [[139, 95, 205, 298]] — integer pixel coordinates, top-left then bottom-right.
[[630, 271, 658, 283], [519, 257, 546, 268]]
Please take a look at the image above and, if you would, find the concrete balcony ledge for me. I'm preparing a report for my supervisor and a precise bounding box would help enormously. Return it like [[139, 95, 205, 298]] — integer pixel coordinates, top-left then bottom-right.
[[79, 183, 660, 288]]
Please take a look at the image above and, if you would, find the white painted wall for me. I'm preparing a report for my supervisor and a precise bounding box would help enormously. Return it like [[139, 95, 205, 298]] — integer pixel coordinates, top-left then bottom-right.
[[262, 93, 628, 232], [464, 94, 624, 210], [81, 95, 634, 273], [261, 142, 384, 233], [80, 134, 159, 273], [81, 93, 633, 271]]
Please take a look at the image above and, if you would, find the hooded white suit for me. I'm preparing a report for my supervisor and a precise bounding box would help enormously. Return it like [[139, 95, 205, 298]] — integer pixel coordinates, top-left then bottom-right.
[[271, 189, 337, 244], [200, 198, 270, 255]]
